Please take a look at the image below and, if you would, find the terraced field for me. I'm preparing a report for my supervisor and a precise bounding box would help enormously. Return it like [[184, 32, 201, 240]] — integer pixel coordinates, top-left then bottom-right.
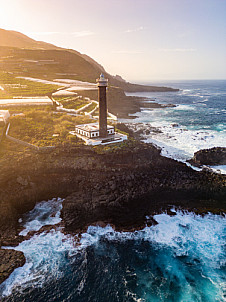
[[0, 71, 60, 98], [57, 96, 89, 110]]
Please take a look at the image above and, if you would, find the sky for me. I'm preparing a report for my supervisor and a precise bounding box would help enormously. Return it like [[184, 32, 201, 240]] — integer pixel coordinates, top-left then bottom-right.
[[0, 0, 226, 82]]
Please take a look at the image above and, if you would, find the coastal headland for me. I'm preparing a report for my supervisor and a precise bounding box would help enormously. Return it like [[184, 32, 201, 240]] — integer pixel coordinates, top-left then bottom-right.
[[0, 133, 225, 284], [0, 28, 225, 288]]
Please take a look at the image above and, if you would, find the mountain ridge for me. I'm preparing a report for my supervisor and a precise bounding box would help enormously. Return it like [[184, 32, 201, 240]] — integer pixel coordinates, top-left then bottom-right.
[[0, 28, 178, 92]]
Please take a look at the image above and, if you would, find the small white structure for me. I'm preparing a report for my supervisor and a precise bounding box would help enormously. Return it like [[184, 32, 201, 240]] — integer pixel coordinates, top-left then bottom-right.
[[72, 122, 127, 146], [0, 110, 10, 123], [75, 123, 115, 139]]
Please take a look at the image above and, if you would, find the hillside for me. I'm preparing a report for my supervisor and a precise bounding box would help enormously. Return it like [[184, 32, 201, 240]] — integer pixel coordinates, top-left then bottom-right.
[[0, 28, 59, 50], [0, 28, 178, 92]]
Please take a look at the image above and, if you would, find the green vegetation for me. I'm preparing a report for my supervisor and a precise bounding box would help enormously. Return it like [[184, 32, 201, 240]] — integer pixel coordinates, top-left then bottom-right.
[[80, 101, 97, 113], [0, 71, 60, 99], [0, 121, 5, 135], [54, 96, 98, 113], [0, 47, 100, 83], [94, 137, 134, 154], [8, 107, 93, 146], [58, 97, 89, 110], [2, 105, 53, 114], [92, 108, 99, 116]]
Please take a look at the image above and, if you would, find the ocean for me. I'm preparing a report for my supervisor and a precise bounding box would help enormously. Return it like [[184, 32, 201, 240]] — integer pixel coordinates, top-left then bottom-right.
[[0, 80, 225, 301], [125, 80, 226, 173]]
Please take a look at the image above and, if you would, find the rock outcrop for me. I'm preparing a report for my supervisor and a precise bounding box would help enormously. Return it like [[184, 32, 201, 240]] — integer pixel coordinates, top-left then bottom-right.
[[62, 147, 226, 233], [0, 249, 25, 284], [190, 147, 226, 166]]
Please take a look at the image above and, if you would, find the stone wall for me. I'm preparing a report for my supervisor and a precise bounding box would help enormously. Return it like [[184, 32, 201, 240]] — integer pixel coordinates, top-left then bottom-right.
[[5, 123, 55, 152]]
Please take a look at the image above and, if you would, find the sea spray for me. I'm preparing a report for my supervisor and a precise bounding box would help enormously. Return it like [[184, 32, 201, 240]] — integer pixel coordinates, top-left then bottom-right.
[[19, 198, 63, 236]]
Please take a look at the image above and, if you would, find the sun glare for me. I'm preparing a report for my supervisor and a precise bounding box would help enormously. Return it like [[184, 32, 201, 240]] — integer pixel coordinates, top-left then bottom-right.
[[0, 1, 21, 30]]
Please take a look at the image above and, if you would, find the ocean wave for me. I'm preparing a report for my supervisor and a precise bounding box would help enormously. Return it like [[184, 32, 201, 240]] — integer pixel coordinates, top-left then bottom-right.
[[1, 230, 77, 297], [1, 200, 225, 301], [125, 119, 226, 172], [174, 104, 196, 111], [137, 121, 225, 159], [19, 198, 63, 236]]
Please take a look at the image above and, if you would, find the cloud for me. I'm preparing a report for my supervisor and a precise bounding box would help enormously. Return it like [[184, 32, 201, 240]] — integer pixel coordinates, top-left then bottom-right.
[[159, 48, 197, 52], [112, 50, 143, 54], [72, 31, 95, 37], [28, 31, 95, 37], [28, 32, 62, 35], [124, 26, 144, 33]]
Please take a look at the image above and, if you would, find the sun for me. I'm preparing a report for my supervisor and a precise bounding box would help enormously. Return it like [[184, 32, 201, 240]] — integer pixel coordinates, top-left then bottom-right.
[[0, 0, 25, 31]]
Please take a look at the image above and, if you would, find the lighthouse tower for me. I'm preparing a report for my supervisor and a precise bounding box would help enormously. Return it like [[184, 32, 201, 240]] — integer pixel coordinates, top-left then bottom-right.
[[97, 73, 108, 138], [74, 73, 127, 145]]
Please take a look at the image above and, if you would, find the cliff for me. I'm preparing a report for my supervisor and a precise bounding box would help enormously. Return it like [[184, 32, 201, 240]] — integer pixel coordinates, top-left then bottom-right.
[[0, 139, 225, 239], [0, 130, 225, 284]]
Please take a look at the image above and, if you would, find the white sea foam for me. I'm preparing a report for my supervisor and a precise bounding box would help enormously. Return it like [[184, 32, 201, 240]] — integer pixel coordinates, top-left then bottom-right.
[[210, 165, 226, 175], [19, 198, 63, 236], [175, 104, 196, 110], [80, 211, 226, 300], [1, 230, 77, 297], [0, 207, 225, 300], [144, 124, 226, 173], [0, 197, 77, 297], [81, 211, 226, 263], [126, 116, 226, 170]]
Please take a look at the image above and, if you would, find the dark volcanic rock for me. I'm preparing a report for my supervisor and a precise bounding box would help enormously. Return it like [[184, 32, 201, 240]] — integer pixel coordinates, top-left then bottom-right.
[[0, 249, 25, 284], [190, 147, 226, 166], [0, 139, 225, 283], [61, 143, 226, 233]]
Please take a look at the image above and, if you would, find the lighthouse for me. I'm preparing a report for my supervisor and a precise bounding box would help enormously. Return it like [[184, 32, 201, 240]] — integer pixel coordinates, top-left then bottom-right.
[[97, 73, 108, 138], [73, 73, 127, 145]]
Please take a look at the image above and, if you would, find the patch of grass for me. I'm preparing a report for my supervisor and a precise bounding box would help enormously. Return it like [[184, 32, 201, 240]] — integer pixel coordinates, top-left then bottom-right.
[[59, 97, 89, 110], [80, 101, 97, 113], [9, 108, 94, 147], [94, 137, 134, 154], [2, 105, 53, 115], [92, 108, 99, 116]]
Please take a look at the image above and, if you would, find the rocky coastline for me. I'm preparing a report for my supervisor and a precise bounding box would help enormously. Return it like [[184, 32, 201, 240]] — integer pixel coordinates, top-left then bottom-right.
[[189, 147, 226, 166], [0, 132, 225, 285]]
